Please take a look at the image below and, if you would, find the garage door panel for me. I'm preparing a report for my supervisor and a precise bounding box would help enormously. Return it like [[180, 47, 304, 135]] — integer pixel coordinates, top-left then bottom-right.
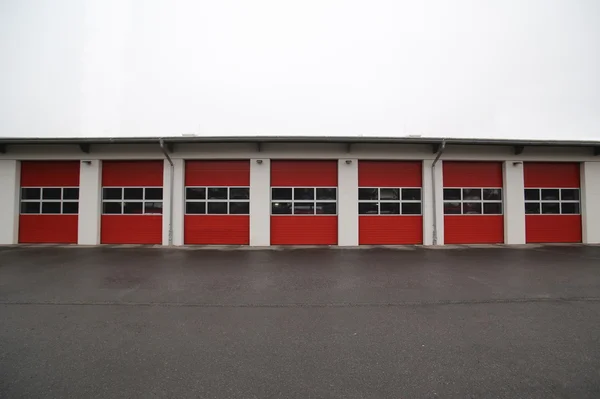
[[444, 215, 504, 244], [525, 215, 581, 243], [102, 161, 163, 186], [359, 216, 423, 245], [21, 161, 80, 187], [271, 216, 337, 245], [185, 215, 249, 245], [358, 161, 422, 187], [271, 161, 337, 187], [185, 161, 250, 186], [524, 163, 580, 188], [443, 162, 503, 187], [101, 215, 162, 244], [18, 215, 78, 244]]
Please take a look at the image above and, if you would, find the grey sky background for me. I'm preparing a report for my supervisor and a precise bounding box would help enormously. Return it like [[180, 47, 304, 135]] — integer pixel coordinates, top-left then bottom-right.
[[1, 0, 599, 139]]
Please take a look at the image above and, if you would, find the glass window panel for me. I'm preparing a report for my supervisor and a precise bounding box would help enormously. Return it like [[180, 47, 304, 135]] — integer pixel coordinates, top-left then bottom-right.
[[483, 203, 502, 215], [359, 202, 378, 215], [294, 188, 314, 200], [541, 203, 560, 214], [21, 202, 40, 214], [230, 202, 250, 214], [63, 188, 79, 200], [316, 202, 337, 214], [524, 189, 540, 201], [272, 188, 292, 200], [293, 202, 315, 214], [103, 188, 122, 200], [207, 188, 228, 200], [444, 202, 461, 214], [561, 203, 579, 214], [207, 202, 227, 214], [525, 202, 540, 214], [402, 203, 422, 215], [41, 202, 61, 214], [462, 189, 482, 200], [443, 189, 461, 201], [230, 187, 250, 199], [185, 201, 206, 214], [402, 188, 421, 201], [123, 202, 143, 214], [124, 188, 144, 200], [561, 189, 579, 201], [483, 189, 502, 201], [380, 188, 400, 200], [145, 188, 163, 200], [21, 188, 41, 200], [316, 188, 336, 200], [380, 203, 400, 214], [186, 187, 206, 200], [43, 188, 62, 200], [103, 202, 122, 214], [541, 189, 560, 201], [359, 188, 378, 200], [271, 202, 292, 214], [463, 202, 482, 214], [62, 202, 79, 214], [144, 202, 163, 214]]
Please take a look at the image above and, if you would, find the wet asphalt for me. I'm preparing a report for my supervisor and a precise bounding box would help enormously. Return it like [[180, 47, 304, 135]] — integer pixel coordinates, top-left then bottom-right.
[[0, 245, 599, 399]]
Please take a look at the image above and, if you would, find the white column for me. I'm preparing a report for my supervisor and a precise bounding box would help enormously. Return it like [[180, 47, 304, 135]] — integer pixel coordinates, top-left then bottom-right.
[[423, 160, 444, 245], [0, 160, 20, 245], [338, 159, 358, 246], [162, 159, 184, 246], [250, 158, 270, 246], [502, 161, 526, 244], [78, 160, 102, 245], [581, 162, 600, 244]]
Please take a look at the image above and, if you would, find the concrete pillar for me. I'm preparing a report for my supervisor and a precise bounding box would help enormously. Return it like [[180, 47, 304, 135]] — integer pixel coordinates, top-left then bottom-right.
[[423, 160, 444, 245], [581, 162, 600, 244], [250, 158, 270, 246], [338, 159, 358, 246], [0, 160, 20, 244], [503, 161, 526, 244], [78, 160, 102, 245], [162, 159, 185, 246]]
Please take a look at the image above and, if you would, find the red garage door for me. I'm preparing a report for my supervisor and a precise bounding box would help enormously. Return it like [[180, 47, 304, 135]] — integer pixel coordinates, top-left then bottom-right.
[[271, 161, 337, 245], [101, 161, 163, 244], [184, 161, 250, 245], [19, 161, 80, 243], [443, 162, 504, 244], [358, 161, 423, 244], [524, 162, 581, 243]]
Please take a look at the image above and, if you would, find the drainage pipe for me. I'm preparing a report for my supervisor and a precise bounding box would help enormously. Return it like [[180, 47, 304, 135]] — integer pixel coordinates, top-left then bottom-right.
[[431, 140, 446, 245], [159, 138, 174, 245]]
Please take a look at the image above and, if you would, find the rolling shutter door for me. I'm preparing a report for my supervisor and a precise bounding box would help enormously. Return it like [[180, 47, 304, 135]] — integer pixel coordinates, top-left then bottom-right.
[[184, 161, 250, 245], [19, 161, 80, 244], [524, 163, 581, 243], [443, 162, 504, 244]]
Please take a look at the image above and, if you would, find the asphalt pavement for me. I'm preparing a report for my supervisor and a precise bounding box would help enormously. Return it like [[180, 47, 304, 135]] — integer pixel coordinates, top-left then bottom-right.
[[1, 245, 599, 398]]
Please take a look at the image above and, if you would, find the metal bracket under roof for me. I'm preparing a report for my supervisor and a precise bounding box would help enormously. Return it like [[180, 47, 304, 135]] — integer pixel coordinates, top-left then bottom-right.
[[0, 144, 6, 154], [514, 145, 525, 155], [346, 143, 352, 153], [79, 143, 90, 154], [594, 147, 600, 156], [432, 143, 444, 154], [256, 142, 262, 152]]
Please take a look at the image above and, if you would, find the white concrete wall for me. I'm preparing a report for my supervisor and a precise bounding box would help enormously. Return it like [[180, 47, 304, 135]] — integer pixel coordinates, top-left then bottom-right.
[[338, 159, 358, 246], [502, 161, 526, 244], [0, 160, 20, 244], [171, 159, 185, 246], [581, 162, 600, 244], [422, 160, 445, 245], [78, 160, 102, 245], [250, 159, 271, 246]]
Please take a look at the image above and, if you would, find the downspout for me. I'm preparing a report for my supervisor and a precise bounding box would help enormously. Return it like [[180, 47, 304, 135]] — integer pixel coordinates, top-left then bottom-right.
[[159, 139, 174, 246], [431, 140, 446, 245]]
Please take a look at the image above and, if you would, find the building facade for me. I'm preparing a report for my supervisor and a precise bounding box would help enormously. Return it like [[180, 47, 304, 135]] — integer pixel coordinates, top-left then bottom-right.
[[1, 137, 599, 246]]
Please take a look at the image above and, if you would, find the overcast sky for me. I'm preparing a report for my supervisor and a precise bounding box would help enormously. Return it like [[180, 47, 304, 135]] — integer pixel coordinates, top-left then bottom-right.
[[1, 0, 599, 139]]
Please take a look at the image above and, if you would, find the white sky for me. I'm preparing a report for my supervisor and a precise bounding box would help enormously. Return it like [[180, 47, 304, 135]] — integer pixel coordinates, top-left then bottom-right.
[[1, 0, 599, 139]]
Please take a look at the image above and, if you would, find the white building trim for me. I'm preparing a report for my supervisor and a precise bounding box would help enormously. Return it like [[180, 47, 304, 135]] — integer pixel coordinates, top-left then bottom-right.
[[502, 161, 526, 244], [78, 160, 102, 245], [338, 159, 359, 246], [0, 160, 20, 245], [250, 159, 270, 246], [581, 162, 600, 244]]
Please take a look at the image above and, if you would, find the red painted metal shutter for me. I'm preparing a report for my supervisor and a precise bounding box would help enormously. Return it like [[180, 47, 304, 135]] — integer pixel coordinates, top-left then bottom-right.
[[101, 161, 163, 244], [443, 161, 504, 244], [270, 161, 337, 245], [184, 161, 250, 245], [19, 161, 80, 244], [524, 162, 581, 243], [358, 161, 423, 245]]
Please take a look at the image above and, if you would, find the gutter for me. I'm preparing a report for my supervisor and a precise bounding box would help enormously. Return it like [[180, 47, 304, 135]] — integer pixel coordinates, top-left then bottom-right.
[[431, 140, 446, 245], [159, 139, 174, 245]]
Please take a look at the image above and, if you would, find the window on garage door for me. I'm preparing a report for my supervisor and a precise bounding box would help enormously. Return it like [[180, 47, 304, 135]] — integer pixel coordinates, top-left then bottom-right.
[[358, 187, 421, 215], [20, 187, 80, 214], [102, 187, 163, 214], [524, 188, 580, 215], [443, 188, 503, 215], [185, 187, 250, 215], [271, 187, 337, 215]]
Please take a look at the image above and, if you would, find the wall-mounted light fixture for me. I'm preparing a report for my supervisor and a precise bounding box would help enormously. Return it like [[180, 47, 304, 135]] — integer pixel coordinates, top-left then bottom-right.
[[512, 161, 522, 166], [345, 160, 352, 164], [82, 160, 92, 165], [256, 159, 263, 164]]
